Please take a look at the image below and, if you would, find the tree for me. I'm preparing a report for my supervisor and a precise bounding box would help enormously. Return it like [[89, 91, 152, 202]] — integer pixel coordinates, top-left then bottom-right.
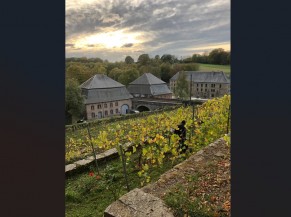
[[118, 68, 139, 86], [137, 54, 150, 66], [125, 56, 134, 64], [65, 78, 85, 124], [88, 62, 106, 75], [174, 71, 189, 99], [108, 67, 123, 81], [160, 63, 172, 82], [66, 62, 93, 84], [182, 56, 193, 63], [161, 54, 178, 64], [208, 48, 229, 65]]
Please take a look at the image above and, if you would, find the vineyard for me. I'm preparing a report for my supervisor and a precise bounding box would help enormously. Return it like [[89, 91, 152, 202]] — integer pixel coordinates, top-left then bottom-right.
[[66, 95, 230, 183]]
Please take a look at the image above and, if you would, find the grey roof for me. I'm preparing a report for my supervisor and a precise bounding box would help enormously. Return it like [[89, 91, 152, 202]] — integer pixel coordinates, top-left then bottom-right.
[[129, 73, 166, 85], [127, 73, 172, 96], [82, 87, 133, 104], [80, 74, 124, 89], [80, 74, 133, 104], [170, 71, 230, 83], [127, 84, 172, 96]]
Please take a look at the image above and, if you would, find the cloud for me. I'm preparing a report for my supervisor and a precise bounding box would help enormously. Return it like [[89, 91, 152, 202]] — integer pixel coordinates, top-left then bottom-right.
[[122, 43, 134, 48], [66, 43, 75, 47], [66, 0, 230, 61]]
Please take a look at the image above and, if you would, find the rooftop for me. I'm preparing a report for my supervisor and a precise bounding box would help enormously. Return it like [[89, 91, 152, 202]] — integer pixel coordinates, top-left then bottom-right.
[[129, 73, 166, 85], [170, 71, 230, 83], [80, 74, 124, 89]]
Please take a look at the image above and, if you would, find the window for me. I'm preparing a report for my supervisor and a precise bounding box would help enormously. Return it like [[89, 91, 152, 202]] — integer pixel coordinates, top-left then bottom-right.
[[211, 94, 214, 97], [105, 111, 108, 116], [104, 103, 107, 108], [115, 109, 118, 114], [110, 110, 113, 114], [115, 102, 118, 106], [91, 112, 95, 118], [201, 88, 203, 92], [197, 88, 199, 92], [205, 89, 207, 92], [220, 84, 222, 88], [197, 84, 199, 87], [110, 103, 113, 108], [211, 89, 215, 92], [205, 84, 208, 87], [97, 104, 101, 109], [201, 84, 203, 87], [91, 105, 94, 110], [211, 84, 216, 88]]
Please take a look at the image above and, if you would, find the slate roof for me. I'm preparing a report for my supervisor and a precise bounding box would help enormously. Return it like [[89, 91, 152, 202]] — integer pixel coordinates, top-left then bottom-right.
[[170, 71, 230, 83], [80, 74, 124, 89], [127, 73, 172, 96], [79, 74, 133, 104], [129, 73, 166, 85]]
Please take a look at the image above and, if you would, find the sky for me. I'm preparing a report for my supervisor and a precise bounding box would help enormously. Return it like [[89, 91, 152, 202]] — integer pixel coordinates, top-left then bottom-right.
[[66, 0, 230, 62]]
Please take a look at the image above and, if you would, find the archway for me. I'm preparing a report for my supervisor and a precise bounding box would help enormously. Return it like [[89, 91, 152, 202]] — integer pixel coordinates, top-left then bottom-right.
[[121, 104, 129, 114], [137, 105, 150, 112]]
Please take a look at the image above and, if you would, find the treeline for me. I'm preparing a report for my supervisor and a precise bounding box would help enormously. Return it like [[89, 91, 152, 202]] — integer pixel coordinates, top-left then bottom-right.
[[66, 54, 199, 86], [66, 48, 230, 86], [183, 48, 230, 65]]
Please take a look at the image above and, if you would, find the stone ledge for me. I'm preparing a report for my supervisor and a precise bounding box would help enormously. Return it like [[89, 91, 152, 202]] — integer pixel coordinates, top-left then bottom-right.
[[65, 142, 133, 177], [65, 164, 76, 173], [104, 188, 174, 217]]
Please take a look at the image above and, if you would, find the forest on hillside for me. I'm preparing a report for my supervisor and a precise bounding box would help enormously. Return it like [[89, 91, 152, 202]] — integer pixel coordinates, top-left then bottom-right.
[[66, 48, 230, 86]]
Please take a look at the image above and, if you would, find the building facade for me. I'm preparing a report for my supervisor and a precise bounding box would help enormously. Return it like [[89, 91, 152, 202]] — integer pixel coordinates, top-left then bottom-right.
[[80, 74, 133, 120], [170, 71, 230, 99], [127, 73, 172, 99]]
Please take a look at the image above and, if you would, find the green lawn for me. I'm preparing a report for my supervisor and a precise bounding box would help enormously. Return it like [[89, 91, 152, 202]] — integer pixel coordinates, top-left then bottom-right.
[[65, 153, 184, 217], [198, 63, 231, 77]]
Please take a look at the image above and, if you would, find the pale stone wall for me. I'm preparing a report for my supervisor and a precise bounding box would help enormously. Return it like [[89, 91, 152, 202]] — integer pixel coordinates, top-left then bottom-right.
[[86, 99, 132, 120], [170, 80, 230, 99]]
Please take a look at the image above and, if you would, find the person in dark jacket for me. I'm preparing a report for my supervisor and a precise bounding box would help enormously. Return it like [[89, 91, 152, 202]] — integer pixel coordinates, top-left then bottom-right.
[[174, 120, 188, 153]]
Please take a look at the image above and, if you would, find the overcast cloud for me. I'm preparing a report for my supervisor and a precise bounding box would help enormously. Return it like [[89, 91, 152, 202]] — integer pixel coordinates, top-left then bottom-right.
[[66, 0, 230, 62]]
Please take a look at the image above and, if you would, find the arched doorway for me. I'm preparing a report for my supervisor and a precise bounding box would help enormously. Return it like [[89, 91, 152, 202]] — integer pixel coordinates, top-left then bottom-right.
[[121, 104, 129, 114], [137, 105, 150, 112]]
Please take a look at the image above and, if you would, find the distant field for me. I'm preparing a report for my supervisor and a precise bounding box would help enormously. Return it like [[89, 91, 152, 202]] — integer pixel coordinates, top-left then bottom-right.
[[198, 64, 231, 76]]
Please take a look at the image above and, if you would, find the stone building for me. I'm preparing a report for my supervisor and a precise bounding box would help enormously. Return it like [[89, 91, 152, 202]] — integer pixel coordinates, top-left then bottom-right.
[[170, 71, 230, 99], [80, 74, 133, 120], [127, 73, 172, 99]]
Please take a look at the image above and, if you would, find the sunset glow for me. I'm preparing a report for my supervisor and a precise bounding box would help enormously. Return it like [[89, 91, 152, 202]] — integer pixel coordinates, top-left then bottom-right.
[[66, 0, 230, 61], [72, 30, 143, 49]]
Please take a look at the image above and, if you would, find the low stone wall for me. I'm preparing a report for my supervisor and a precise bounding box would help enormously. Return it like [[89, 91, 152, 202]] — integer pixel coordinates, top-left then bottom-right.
[[104, 137, 230, 217], [65, 142, 132, 177]]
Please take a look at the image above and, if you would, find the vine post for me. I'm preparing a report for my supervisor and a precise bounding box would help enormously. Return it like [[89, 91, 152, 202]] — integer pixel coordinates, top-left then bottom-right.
[[119, 144, 130, 192], [86, 124, 100, 175], [192, 101, 195, 137], [226, 103, 231, 134]]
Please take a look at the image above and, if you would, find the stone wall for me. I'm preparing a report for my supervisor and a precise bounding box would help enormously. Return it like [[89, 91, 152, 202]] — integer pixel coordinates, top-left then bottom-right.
[[65, 142, 132, 177], [86, 99, 132, 120], [104, 137, 230, 217]]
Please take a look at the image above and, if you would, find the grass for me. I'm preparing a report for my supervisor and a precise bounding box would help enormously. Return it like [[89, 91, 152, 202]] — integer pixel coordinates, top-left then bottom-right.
[[65, 152, 184, 217], [198, 63, 231, 78]]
